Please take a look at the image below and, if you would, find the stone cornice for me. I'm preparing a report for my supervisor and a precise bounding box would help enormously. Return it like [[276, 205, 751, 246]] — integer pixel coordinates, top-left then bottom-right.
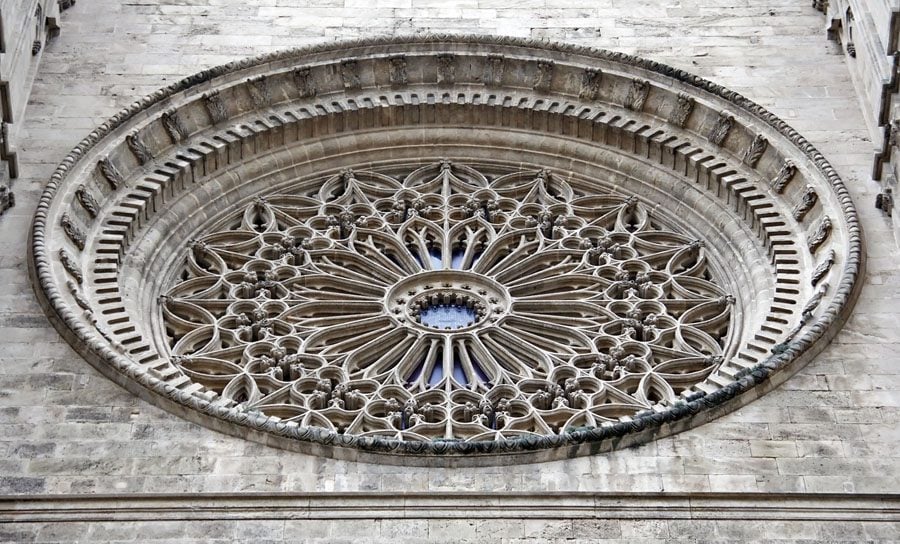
[[1, 492, 897, 522]]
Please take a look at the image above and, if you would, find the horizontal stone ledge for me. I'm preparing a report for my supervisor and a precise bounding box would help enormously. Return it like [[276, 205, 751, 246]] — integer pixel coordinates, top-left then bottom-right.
[[0, 491, 897, 523]]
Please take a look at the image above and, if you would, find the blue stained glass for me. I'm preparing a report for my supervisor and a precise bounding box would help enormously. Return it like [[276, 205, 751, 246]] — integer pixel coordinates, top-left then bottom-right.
[[410, 247, 423, 267], [451, 248, 466, 269], [429, 247, 442, 269], [428, 362, 444, 386], [471, 248, 483, 267], [407, 359, 424, 384], [420, 304, 477, 329], [471, 354, 490, 384]]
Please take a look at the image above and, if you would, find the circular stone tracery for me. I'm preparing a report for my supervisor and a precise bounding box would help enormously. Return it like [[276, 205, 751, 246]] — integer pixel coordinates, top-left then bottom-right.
[[161, 162, 735, 440], [29, 37, 861, 462]]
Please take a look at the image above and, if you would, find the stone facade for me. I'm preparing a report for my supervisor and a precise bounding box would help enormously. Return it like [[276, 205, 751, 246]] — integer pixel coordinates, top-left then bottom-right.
[[821, 0, 900, 244], [0, 0, 64, 190], [29, 36, 863, 462], [0, 1, 898, 543]]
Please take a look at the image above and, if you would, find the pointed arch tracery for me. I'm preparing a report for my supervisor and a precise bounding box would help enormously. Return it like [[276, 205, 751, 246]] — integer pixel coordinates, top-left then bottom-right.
[[162, 161, 735, 441]]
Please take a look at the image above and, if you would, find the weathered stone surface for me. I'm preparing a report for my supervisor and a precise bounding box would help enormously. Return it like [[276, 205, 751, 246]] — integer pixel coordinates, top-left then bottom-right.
[[27, 35, 862, 462], [0, 0, 61, 186], [0, 0, 896, 542]]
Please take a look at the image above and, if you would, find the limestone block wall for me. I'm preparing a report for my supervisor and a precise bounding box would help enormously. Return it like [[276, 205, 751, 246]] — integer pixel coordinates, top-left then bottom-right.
[[823, 0, 896, 144], [822, 0, 900, 244], [0, 1, 898, 543], [0, 0, 62, 185]]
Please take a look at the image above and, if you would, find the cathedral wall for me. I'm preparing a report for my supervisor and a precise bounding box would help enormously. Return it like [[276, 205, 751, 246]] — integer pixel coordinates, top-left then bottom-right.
[[822, 0, 899, 244], [0, 0, 61, 184], [0, 1, 897, 542]]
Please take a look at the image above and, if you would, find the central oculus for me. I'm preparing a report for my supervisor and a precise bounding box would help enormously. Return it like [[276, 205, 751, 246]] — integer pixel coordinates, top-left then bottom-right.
[[385, 271, 510, 333], [420, 304, 477, 330]]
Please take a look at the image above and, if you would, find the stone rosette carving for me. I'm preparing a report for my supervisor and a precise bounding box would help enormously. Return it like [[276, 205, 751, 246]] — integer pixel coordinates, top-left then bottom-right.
[[29, 37, 862, 463], [162, 163, 735, 441]]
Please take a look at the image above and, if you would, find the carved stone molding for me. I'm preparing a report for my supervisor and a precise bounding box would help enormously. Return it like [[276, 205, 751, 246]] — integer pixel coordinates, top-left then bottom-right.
[[161, 162, 736, 440], [1, 492, 897, 523], [29, 36, 862, 464], [0, 186, 14, 217]]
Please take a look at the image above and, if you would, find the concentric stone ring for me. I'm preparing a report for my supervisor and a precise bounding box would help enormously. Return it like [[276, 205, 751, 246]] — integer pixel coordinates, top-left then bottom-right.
[[386, 270, 510, 332], [30, 36, 862, 464]]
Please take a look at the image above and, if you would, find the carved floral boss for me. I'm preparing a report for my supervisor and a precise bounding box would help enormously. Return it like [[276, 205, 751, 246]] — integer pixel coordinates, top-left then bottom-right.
[[162, 161, 734, 442]]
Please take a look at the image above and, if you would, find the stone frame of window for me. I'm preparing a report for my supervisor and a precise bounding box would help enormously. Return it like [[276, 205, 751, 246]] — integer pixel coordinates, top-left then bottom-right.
[[29, 36, 863, 465]]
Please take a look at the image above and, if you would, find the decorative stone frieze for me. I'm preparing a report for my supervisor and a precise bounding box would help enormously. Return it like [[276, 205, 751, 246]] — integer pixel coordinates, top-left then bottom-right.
[[29, 37, 862, 464]]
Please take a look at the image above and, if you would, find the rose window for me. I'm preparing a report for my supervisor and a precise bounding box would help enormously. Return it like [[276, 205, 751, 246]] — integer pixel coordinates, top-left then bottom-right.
[[32, 38, 860, 461], [162, 161, 734, 440]]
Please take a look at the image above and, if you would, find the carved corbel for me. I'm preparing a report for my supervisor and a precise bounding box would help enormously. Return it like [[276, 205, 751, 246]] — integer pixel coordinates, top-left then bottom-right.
[[624, 79, 650, 111], [811, 249, 835, 287], [293, 67, 317, 98], [340, 60, 361, 90], [668, 93, 694, 127], [248, 75, 271, 108], [58, 248, 83, 284], [161, 109, 188, 143], [532, 61, 554, 92], [742, 134, 768, 167], [707, 112, 734, 146], [808, 216, 832, 253], [98, 157, 123, 190], [437, 55, 455, 84], [389, 56, 408, 86], [126, 131, 153, 165], [204, 90, 228, 124], [75, 184, 99, 218], [579, 68, 602, 100], [792, 185, 818, 222], [484, 56, 505, 87], [770, 160, 797, 193], [61, 213, 86, 251], [67, 280, 91, 312]]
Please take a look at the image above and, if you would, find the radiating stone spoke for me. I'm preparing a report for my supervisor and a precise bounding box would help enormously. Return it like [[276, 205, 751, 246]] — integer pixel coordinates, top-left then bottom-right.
[[163, 161, 734, 441]]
